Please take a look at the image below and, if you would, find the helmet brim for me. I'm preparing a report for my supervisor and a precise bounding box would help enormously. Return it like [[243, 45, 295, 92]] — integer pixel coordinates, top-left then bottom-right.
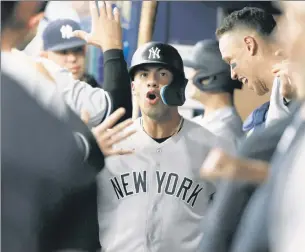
[[183, 59, 201, 70]]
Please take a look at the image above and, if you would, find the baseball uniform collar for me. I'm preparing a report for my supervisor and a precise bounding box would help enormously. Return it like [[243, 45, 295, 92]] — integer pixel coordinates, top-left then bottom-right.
[[135, 117, 186, 146]]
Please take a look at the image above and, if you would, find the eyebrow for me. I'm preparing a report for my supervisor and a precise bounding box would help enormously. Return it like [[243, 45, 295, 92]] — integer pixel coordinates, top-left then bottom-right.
[[138, 67, 168, 72]]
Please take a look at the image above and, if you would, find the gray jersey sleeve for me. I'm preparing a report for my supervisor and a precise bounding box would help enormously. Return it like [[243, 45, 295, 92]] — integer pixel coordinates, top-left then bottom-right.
[[39, 58, 111, 128], [1, 52, 68, 121], [269, 129, 305, 252]]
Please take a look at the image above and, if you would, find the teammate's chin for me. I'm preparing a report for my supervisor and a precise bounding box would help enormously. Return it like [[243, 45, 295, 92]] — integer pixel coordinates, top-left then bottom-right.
[[252, 81, 270, 96], [142, 100, 169, 120]]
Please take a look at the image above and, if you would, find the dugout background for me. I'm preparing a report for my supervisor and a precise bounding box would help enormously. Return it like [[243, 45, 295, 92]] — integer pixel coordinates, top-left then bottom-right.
[[42, 1, 279, 121]]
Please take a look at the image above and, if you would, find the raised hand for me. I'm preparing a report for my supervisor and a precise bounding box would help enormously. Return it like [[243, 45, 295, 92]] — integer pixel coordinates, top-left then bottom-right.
[[272, 60, 297, 100], [72, 1, 122, 51], [91, 108, 136, 157]]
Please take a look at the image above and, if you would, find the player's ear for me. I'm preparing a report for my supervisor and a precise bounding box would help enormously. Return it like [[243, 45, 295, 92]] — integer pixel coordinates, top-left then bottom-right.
[[243, 36, 257, 56], [39, 51, 48, 58], [28, 12, 44, 29], [131, 82, 136, 96]]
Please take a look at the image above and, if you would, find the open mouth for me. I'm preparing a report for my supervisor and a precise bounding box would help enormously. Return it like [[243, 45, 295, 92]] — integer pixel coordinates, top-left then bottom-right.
[[147, 93, 156, 100], [146, 91, 159, 104]]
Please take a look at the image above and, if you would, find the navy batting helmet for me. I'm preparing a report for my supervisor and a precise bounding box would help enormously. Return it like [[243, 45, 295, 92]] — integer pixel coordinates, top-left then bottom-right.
[[129, 42, 188, 106], [184, 40, 242, 94]]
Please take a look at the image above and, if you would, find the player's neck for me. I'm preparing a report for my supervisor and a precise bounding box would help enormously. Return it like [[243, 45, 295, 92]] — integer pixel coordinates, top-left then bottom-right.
[[260, 58, 279, 89], [200, 94, 233, 117], [141, 111, 182, 139], [262, 71, 276, 90], [261, 44, 284, 89], [1, 31, 19, 52], [1, 41, 13, 52]]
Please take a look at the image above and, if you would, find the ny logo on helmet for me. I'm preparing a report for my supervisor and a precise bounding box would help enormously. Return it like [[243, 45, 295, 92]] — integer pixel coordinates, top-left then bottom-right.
[[148, 47, 161, 59], [60, 25, 73, 39]]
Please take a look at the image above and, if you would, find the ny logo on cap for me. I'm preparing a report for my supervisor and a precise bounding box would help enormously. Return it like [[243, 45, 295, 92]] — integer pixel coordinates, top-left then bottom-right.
[[148, 47, 161, 59], [60, 25, 73, 39]]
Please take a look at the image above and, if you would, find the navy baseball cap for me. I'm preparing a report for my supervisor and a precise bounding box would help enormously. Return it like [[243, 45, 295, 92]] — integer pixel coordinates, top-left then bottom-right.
[[42, 19, 86, 51], [183, 40, 230, 76]]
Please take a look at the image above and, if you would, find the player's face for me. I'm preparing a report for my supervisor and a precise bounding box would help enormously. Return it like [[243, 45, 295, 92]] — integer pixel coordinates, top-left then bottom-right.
[[219, 32, 269, 96], [276, 2, 305, 59], [185, 68, 202, 101], [275, 2, 305, 99], [46, 46, 86, 80], [8, 2, 45, 50], [132, 65, 174, 120]]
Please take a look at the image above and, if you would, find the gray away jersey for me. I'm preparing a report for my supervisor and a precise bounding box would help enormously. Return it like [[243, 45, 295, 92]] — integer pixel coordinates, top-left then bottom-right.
[[270, 134, 305, 252], [192, 106, 244, 149], [268, 104, 305, 252], [2, 50, 111, 128], [1, 51, 68, 120], [97, 118, 233, 252], [38, 57, 112, 128]]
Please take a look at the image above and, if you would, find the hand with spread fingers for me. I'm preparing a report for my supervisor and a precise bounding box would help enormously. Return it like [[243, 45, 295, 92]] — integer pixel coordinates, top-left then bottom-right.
[[272, 60, 297, 100], [72, 1, 122, 51], [90, 108, 137, 157], [200, 148, 269, 183]]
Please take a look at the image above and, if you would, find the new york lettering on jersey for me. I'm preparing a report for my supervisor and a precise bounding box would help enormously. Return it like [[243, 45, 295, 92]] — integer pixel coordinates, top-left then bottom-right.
[[110, 170, 203, 207], [97, 119, 222, 252]]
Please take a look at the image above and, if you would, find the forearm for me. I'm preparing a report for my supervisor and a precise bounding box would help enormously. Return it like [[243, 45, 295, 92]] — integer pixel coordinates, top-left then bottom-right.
[[235, 158, 269, 183], [39, 57, 110, 128], [103, 49, 132, 123]]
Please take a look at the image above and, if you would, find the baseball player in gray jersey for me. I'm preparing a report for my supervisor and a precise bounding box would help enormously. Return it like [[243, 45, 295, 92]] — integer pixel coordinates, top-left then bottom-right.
[[41, 18, 100, 88], [198, 4, 305, 250], [7, 1, 132, 128], [216, 7, 297, 131], [266, 3, 305, 251], [183, 40, 243, 148], [97, 42, 233, 252]]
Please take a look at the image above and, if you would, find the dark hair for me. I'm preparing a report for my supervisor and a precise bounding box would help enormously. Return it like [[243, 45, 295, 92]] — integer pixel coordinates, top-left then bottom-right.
[[216, 7, 276, 38], [37, 2, 48, 13], [1, 1, 48, 29], [1, 2, 18, 26]]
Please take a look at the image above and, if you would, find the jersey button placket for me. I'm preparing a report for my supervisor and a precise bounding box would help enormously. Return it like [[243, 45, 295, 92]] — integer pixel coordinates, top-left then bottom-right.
[[156, 148, 162, 169], [146, 148, 161, 250], [146, 148, 162, 251]]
